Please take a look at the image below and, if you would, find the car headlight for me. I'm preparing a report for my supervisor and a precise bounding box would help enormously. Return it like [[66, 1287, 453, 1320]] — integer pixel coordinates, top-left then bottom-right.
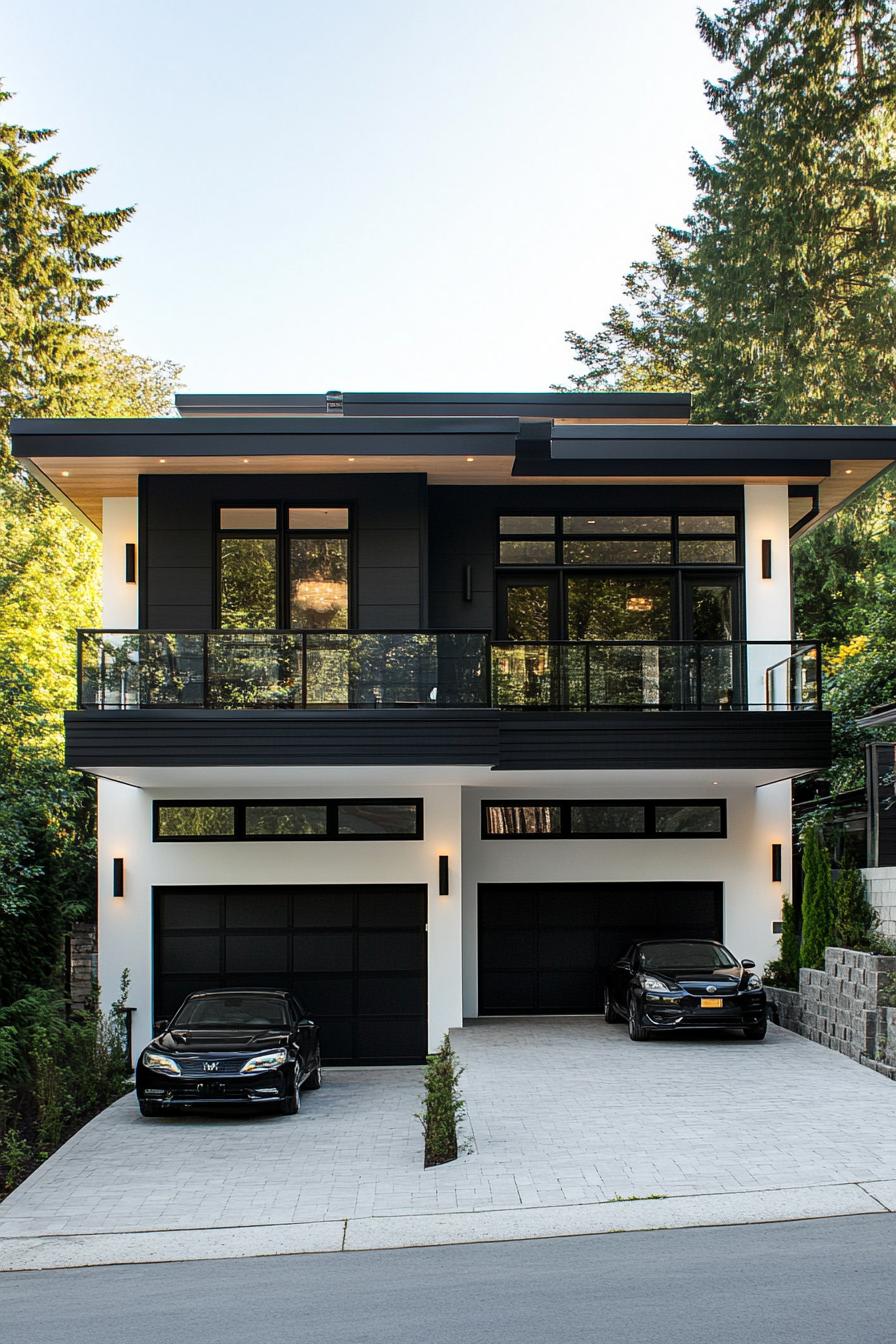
[[142, 1050, 181, 1075], [746, 973, 763, 990], [240, 1049, 288, 1074], [642, 975, 674, 993]]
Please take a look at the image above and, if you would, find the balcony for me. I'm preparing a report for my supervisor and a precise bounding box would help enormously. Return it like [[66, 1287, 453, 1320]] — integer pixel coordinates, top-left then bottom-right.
[[76, 629, 821, 713]]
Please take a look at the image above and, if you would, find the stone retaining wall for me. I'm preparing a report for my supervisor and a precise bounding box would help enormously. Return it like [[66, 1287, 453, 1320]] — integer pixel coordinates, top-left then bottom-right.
[[766, 947, 896, 1071]]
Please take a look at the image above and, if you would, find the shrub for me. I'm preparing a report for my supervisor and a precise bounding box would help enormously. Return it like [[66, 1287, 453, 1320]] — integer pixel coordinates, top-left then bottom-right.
[[832, 863, 881, 952], [419, 1034, 464, 1168], [765, 894, 801, 987], [800, 825, 836, 969], [0, 972, 132, 1194]]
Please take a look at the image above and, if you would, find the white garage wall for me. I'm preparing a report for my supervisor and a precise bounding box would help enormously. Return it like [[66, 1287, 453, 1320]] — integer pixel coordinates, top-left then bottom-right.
[[99, 773, 791, 1048], [460, 780, 791, 1017], [97, 779, 464, 1055]]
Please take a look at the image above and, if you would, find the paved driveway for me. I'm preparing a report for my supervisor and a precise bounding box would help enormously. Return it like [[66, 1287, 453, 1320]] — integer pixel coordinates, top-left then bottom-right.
[[2, 1019, 896, 1240]]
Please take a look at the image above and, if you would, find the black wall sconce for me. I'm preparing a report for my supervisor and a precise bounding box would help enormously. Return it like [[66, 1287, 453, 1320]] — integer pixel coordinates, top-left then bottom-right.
[[771, 843, 782, 882], [438, 855, 449, 895], [761, 539, 772, 579], [462, 564, 473, 602], [112, 856, 125, 899], [125, 543, 136, 584]]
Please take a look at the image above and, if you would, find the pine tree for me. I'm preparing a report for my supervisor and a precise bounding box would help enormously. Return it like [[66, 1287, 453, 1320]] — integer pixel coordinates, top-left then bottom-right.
[[0, 81, 134, 441], [559, 2, 896, 425], [800, 825, 837, 969]]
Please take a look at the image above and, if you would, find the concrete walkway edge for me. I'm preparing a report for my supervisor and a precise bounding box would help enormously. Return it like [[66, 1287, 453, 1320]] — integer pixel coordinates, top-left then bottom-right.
[[2, 1179, 894, 1272]]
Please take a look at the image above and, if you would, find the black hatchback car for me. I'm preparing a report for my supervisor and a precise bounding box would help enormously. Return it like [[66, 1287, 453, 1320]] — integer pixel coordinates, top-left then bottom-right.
[[604, 939, 767, 1042], [136, 989, 322, 1116]]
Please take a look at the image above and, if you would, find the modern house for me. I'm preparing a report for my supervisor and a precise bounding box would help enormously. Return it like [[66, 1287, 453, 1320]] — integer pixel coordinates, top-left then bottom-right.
[[11, 392, 896, 1064]]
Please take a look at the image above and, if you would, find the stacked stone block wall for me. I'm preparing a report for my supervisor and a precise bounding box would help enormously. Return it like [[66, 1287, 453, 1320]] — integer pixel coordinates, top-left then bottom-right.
[[67, 921, 97, 1013], [766, 947, 896, 1070]]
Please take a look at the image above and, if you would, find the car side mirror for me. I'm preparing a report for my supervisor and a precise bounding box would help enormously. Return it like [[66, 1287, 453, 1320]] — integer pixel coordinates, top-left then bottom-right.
[[154, 1019, 168, 1032], [298, 1018, 315, 1028], [741, 960, 755, 970]]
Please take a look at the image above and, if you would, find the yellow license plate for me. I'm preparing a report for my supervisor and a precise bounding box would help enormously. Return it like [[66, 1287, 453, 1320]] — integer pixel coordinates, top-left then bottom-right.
[[700, 997, 723, 1008]]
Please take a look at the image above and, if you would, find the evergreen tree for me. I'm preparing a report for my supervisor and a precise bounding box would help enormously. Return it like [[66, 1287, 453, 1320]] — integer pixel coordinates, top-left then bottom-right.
[[0, 86, 180, 1001], [832, 860, 881, 950], [800, 825, 837, 968], [560, 3, 896, 425], [766, 893, 802, 987], [0, 82, 135, 438]]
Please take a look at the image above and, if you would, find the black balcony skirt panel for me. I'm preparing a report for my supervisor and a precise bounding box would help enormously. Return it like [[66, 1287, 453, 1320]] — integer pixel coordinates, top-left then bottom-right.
[[477, 882, 723, 1015], [153, 884, 427, 1065]]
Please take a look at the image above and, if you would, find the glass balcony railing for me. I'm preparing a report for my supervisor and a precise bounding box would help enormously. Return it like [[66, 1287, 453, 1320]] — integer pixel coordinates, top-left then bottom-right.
[[76, 631, 822, 713]]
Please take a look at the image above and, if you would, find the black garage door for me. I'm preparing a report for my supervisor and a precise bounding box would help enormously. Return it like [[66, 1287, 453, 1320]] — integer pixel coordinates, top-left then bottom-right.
[[153, 885, 427, 1064], [478, 882, 722, 1015]]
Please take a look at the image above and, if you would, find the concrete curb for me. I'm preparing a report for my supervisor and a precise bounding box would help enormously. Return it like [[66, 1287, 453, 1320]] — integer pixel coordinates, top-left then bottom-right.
[[1, 1180, 894, 1272]]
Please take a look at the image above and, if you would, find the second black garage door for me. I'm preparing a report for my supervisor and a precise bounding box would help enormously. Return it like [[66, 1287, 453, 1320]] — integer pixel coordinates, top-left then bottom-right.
[[478, 882, 722, 1015], [153, 884, 427, 1064]]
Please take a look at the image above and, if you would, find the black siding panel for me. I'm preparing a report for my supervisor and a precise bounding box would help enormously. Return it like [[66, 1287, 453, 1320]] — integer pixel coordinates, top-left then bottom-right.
[[495, 712, 831, 771], [65, 709, 831, 771]]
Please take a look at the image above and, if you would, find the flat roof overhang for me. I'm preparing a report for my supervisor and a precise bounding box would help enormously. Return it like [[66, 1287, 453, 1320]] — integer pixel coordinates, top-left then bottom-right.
[[10, 415, 895, 536]]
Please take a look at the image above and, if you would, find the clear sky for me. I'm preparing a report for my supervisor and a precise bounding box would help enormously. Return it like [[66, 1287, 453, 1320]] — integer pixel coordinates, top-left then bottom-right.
[[6, 0, 722, 394]]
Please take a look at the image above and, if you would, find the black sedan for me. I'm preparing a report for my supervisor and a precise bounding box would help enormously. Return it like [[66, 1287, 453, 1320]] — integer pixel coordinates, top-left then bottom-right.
[[136, 989, 322, 1116], [604, 939, 767, 1042]]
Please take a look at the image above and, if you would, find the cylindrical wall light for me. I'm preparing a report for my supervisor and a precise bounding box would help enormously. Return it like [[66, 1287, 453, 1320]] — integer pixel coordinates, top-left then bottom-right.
[[124, 543, 137, 584], [112, 856, 125, 898], [771, 843, 782, 883], [761, 539, 772, 579], [438, 855, 449, 895]]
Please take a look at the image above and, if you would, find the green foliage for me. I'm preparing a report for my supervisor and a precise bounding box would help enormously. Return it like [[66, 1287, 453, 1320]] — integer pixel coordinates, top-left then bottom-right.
[[418, 1034, 464, 1168], [765, 893, 801, 988], [0, 1127, 30, 1191], [800, 825, 836, 969], [832, 862, 881, 951], [0, 978, 132, 1192]]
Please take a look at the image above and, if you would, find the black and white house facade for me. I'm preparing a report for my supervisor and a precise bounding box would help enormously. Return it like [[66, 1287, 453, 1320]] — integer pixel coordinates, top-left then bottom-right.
[[11, 391, 896, 1064]]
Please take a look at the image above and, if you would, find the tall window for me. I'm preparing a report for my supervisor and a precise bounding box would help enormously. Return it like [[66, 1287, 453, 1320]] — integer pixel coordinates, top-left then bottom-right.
[[288, 508, 349, 630], [217, 505, 350, 630]]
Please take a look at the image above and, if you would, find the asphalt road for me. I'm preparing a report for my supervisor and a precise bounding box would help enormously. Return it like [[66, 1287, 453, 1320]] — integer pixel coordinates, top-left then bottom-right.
[[2, 1213, 893, 1344]]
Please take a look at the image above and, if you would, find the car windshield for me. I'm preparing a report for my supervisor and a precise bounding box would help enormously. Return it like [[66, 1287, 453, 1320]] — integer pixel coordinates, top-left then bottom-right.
[[638, 942, 738, 971], [171, 995, 290, 1029]]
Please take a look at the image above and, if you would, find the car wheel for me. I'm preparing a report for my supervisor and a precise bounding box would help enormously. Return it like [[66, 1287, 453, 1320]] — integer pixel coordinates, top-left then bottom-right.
[[304, 1060, 322, 1090], [743, 1021, 767, 1041], [628, 996, 650, 1042], [138, 1098, 161, 1117], [280, 1068, 301, 1115], [604, 986, 621, 1024]]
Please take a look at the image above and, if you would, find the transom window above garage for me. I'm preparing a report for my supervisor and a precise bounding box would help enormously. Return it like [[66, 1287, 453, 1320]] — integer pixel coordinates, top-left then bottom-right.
[[497, 513, 739, 566], [154, 799, 423, 841], [481, 800, 726, 839]]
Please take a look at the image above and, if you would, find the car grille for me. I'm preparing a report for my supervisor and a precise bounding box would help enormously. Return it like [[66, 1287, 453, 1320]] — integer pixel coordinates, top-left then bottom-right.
[[176, 1056, 249, 1077]]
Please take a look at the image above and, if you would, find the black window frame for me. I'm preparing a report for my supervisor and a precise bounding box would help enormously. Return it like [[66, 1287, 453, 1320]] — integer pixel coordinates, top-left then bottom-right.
[[215, 501, 354, 631], [496, 511, 743, 568], [480, 799, 727, 840], [153, 798, 424, 843]]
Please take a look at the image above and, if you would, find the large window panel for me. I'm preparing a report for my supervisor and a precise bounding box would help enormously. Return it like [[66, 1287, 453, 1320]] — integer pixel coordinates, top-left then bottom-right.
[[219, 536, 278, 628], [289, 536, 349, 630], [566, 576, 673, 641]]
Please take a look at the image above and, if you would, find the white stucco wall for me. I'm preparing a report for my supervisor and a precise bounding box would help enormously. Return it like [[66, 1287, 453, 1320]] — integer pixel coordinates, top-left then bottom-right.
[[743, 484, 793, 705], [101, 497, 139, 628], [97, 780, 464, 1055], [460, 780, 791, 1017]]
